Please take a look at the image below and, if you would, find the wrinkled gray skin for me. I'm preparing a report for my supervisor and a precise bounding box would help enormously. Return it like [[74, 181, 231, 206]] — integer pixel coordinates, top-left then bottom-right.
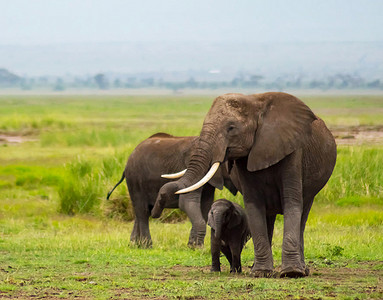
[[107, 133, 238, 248], [208, 199, 251, 273], [152, 93, 337, 278]]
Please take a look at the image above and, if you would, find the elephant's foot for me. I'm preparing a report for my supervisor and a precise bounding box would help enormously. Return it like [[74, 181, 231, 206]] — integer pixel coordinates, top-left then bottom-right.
[[131, 237, 152, 248], [188, 237, 204, 248], [188, 240, 204, 248], [280, 266, 306, 278], [300, 261, 310, 276], [210, 266, 221, 272], [230, 267, 242, 274], [251, 269, 276, 278]]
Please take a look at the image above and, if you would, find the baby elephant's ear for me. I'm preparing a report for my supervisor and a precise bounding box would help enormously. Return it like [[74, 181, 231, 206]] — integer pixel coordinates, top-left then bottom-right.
[[207, 210, 215, 229], [248, 93, 316, 172], [227, 207, 242, 229]]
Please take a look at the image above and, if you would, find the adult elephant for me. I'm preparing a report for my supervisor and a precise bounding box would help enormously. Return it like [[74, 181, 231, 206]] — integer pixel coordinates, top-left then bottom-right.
[[107, 133, 238, 248], [152, 93, 337, 278]]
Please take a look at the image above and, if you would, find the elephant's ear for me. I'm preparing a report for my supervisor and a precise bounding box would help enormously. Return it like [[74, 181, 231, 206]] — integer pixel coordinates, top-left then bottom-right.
[[247, 93, 316, 172], [207, 211, 214, 229], [227, 206, 242, 229], [208, 165, 224, 190]]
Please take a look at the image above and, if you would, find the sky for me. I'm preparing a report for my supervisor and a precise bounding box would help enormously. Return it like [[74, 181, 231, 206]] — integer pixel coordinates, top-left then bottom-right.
[[1, 0, 383, 45]]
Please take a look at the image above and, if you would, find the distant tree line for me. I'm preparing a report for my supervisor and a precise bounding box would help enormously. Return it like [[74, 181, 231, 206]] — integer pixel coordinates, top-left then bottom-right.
[[1, 68, 382, 91]]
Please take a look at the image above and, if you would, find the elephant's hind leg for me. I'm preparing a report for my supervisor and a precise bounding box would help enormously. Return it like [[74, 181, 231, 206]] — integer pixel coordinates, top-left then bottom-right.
[[299, 195, 315, 276], [221, 244, 233, 267], [130, 192, 152, 248], [280, 151, 306, 278], [228, 243, 242, 273], [130, 216, 152, 248]]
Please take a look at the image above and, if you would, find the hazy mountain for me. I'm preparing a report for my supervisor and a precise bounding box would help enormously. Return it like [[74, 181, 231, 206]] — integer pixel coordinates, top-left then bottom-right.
[[0, 41, 382, 81]]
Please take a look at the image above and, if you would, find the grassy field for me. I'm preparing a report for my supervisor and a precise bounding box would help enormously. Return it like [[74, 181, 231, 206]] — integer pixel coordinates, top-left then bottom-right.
[[0, 94, 382, 299]]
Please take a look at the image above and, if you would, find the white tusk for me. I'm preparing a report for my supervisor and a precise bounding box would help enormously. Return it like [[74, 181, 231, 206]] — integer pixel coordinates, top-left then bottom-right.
[[161, 169, 187, 179], [175, 162, 220, 194]]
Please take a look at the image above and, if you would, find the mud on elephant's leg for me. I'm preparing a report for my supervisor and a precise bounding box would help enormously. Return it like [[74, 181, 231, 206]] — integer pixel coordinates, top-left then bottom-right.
[[179, 189, 206, 247]]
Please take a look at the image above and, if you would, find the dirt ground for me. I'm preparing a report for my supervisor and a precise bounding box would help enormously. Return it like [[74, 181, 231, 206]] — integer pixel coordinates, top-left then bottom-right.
[[331, 125, 383, 145], [1, 262, 382, 299], [0, 135, 37, 145]]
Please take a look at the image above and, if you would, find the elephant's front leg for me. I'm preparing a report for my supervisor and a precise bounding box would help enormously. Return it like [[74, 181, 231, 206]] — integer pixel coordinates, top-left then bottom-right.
[[245, 200, 274, 277], [179, 189, 206, 247], [210, 229, 221, 272]]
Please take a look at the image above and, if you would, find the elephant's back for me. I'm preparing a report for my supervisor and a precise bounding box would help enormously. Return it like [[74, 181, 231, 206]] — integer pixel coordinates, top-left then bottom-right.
[[302, 118, 337, 197], [125, 134, 197, 191]]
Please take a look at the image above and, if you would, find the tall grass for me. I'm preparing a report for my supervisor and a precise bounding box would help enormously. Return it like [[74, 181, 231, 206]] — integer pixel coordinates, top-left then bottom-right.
[[318, 145, 383, 205], [57, 151, 132, 216], [58, 157, 103, 215]]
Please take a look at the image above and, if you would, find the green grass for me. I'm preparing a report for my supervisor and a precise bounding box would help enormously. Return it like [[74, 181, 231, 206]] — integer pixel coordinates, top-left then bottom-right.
[[0, 94, 382, 299], [317, 146, 383, 205], [1, 213, 382, 299]]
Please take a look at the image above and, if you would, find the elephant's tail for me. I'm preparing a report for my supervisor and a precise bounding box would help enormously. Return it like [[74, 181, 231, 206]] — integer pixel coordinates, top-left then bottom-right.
[[106, 172, 125, 200]]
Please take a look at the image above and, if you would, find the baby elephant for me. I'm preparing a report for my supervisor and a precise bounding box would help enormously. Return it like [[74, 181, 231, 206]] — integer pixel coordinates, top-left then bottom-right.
[[208, 199, 251, 273]]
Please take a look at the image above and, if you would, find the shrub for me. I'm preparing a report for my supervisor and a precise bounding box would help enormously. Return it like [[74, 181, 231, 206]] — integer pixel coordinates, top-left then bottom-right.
[[58, 157, 102, 215], [103, 195, 135, 221], [58, 153, 129, 217]]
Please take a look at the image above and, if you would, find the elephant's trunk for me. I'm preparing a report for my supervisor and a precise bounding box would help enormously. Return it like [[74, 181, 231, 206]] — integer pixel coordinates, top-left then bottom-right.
[[151, 124, 226, 218], [175, 125, 219, 188], [214, 212, 224, 240], [177, 123, 227, 189]]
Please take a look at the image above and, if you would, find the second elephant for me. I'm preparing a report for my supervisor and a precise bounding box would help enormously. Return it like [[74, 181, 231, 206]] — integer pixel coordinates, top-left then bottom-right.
[[107, 133, 238, 247]]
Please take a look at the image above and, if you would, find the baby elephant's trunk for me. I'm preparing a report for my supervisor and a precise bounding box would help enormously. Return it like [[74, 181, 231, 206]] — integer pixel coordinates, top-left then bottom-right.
[[213, 213, 224, 240]]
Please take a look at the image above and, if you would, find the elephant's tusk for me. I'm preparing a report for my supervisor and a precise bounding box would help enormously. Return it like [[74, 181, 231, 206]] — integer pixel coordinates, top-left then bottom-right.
[[175, 162, 220, 194], [161, 169, 187, 179]]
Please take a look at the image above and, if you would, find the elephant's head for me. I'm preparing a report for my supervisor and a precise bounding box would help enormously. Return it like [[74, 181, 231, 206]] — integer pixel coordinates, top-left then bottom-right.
[[152, 92, 316, 218], [207, 199, 242, 239]]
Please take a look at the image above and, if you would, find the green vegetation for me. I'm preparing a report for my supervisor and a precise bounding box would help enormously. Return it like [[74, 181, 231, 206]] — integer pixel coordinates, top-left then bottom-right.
[[0, 94, 382, 299]]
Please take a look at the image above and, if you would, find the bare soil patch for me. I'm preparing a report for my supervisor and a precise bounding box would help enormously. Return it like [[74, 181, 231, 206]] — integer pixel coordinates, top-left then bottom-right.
[[331, 125, 383, 145], [0, 135, 38, 145]]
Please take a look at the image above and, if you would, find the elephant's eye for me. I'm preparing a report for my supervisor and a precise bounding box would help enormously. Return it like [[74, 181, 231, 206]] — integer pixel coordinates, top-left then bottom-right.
[[227, 125, 235, 132]]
